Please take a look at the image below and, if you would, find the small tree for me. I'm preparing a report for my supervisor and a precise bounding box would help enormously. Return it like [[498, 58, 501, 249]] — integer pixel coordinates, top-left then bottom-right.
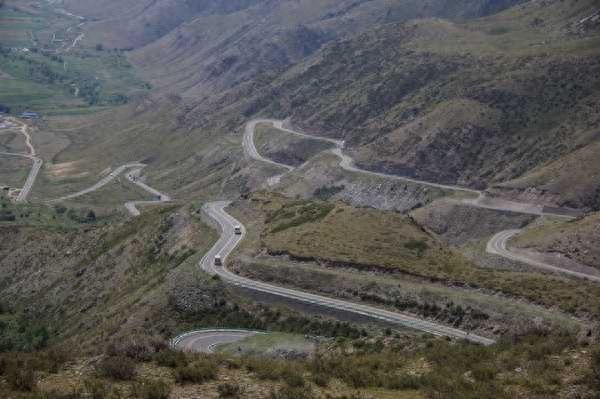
[[95, 43, 103, 51]]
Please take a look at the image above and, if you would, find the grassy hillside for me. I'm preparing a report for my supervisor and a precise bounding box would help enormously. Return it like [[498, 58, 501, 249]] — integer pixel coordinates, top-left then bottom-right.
[[127, 0, 524, 98], [254, 122, 334, 167], [3, 328, 598, 399], [510, 213, 600, 270], [235, 193, 600, 320], [39, 0, 600, 210], [0, 204, 215, 347], [232, 0, 600, 209]]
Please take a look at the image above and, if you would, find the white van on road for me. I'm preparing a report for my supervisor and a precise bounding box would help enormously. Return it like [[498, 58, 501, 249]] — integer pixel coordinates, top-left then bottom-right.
[[214, 255, 223, 266]]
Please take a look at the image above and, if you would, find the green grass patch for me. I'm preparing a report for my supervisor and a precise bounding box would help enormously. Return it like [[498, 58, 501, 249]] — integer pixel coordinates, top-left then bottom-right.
[[217, 333, 315, 357], [268, 200, 334, 234]]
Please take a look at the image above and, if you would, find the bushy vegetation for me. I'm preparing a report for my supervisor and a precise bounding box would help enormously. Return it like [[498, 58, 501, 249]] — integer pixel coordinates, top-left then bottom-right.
[[0, 308, 50, 352], [131, 380, 172, 399], [174, 359, 218, 384], [96, 356, 137, 380], [217, 382, 245, 398], [313, 185, 345, 201], [0, 327, 597, 398], [255, 194, 600, 319]]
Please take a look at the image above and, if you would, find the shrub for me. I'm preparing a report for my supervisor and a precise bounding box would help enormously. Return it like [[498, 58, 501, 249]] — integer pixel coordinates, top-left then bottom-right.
[[281, 368, 305, 388], [313, 185, 345, 200], [269, 386, 315, 399], [54, 205, 67, 214], [243, 358, 287, 380], [153, 348, 188, 368], [107, 336, 166, 362], [174, 359, 218, 384], [312, 372, 329, 387], [0, 210, 15, 221], [84, 378, 111, 399], [131, 380, 172, 399], [404, 239, 429, 257], [40, 345, 72, 373], [217, 382, 245, 398], [7, 361, 36, 391], [96, 356, 137, 380]]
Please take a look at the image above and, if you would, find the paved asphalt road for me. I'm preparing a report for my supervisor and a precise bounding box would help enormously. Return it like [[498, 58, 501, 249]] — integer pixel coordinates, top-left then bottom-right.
[[243, 119, 588, 281], [0, 119, 43, 202], [487, 230, 600, 283], [200, 201, 496, 346], [124, 168, 172, 216], [48, 162, 171, 216], [49, 163, 146, 202], [172, 329, 260, 353], [244, 119, 578, 218]]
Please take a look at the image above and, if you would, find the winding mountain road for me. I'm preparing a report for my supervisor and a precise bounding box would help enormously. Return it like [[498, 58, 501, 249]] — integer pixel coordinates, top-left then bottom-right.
[[48, 163, 171, 216], [244, 119, 592, 281], [124, 168, 172, 216], [243, 119, 576, 217], [171, 329, 261, 353], [487, 230, 600, 283], [200, 201, 495, 346], [48, 163, 146, 202]]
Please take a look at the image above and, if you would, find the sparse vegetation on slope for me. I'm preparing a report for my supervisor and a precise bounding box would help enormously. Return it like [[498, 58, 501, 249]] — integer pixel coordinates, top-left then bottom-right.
[[510, 213, 600, 270], [2, 327, 598, 399], [254, 123, 333, 168], [240, 0, 600, 209], [242, 193, 600, 320]]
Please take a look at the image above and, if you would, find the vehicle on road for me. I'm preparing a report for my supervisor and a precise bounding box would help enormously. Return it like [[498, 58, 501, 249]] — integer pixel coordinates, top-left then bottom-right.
[[234, 225, 242, 235], [214, 255, 223, 266]]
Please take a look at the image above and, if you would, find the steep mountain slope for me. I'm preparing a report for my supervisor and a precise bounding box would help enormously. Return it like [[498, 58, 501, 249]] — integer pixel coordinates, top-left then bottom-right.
[[69, 0, 525, 49], [52, 0, 600, 211], [0, 205, 217, 348], [65, 0, 261, 49], [125, 0, 525, 96], [230, 0, 600, 209]]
